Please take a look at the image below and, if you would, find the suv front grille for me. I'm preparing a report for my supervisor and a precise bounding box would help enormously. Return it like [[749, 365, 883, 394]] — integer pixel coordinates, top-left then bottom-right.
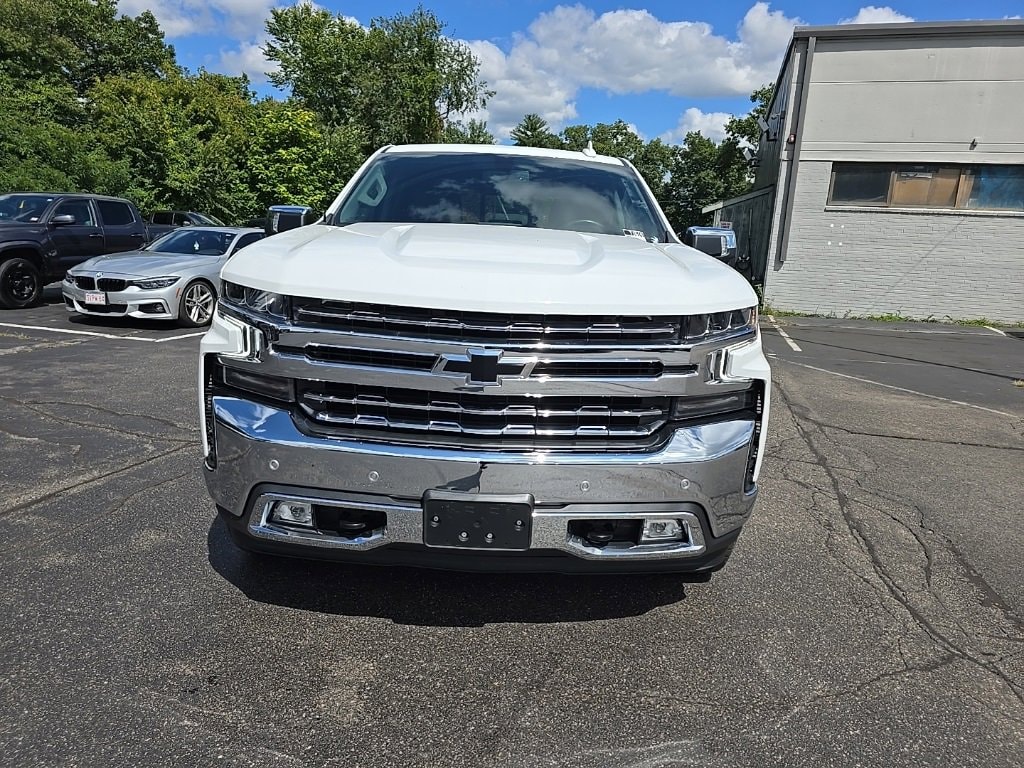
[[296, 381, 670, 441], [291, 298, 681, 347]]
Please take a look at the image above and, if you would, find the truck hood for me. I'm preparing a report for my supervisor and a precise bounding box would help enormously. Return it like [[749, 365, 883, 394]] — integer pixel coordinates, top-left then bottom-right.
[[73, 250, 225, 277], [222, 223, 758, 315]]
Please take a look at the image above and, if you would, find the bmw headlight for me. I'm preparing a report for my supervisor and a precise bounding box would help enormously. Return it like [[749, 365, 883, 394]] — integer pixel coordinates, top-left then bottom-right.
[[222, 281, 290, 319], [64, 272, 75, 283], [682, 306, 757, 342], [130, 276, 180, 290]]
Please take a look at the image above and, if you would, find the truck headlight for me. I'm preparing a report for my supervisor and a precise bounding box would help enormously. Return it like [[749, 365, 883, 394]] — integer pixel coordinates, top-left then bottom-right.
[[682, 306, 757, 342], [130, 276, 179, 289], [222, 281, 289, 319]]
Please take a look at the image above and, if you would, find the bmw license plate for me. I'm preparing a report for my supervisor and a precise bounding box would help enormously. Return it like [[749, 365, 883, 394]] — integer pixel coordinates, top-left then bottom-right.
[[423, 491, 533, 550], [84, 292, 106, 305]]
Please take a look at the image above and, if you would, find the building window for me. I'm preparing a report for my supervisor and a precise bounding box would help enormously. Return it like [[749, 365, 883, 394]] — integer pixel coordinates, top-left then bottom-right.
[[828, 163, 1024, 212], [830, 165, 891, 204]]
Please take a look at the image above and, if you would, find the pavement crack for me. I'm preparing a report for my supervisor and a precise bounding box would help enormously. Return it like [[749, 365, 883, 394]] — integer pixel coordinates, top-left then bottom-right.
[[773, 375, 1024, 709], [0, 443, 193, 521], [25, 399, 199, 434], [0, 395, 197, 443], [802, 421, 1024, 452]]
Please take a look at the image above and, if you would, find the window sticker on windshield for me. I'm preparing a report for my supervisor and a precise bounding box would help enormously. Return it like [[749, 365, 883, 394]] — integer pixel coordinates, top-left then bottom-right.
[[623, 229, 647, 240]]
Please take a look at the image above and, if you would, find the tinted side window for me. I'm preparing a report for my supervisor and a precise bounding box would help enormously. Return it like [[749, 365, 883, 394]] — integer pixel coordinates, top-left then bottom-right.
[[151, 211, 172, 225], [54, 199, 96, 226], [233, 233, 263, 252], [97, 201, 136, 226]]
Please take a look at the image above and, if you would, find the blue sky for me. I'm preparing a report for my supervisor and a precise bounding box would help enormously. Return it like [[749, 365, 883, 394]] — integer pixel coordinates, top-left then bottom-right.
[[122, 1, 1022, 141]]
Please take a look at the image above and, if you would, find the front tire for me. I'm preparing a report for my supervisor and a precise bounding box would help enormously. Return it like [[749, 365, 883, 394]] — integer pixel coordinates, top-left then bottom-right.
[[178, 279, 216, 327], [0, 258, 42, 309]]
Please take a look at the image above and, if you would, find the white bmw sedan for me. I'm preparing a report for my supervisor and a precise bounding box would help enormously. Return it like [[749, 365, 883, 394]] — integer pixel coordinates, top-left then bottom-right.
[[63, 227, 264, 327]]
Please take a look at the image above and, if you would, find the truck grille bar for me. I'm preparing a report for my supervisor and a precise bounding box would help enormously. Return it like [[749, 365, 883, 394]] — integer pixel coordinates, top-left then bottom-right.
[[297, 382, 670, 440], [291, 298, 681, 346]]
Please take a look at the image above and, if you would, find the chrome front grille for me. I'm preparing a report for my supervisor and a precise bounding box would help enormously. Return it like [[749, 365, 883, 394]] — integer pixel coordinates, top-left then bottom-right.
[[297, 381, 670, 441], [291, 298, 681, 347], [274, 344, 682, 380]]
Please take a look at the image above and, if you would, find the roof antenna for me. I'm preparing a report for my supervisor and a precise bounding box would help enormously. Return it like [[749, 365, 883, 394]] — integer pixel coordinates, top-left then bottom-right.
[[582, 140, 597, 158]]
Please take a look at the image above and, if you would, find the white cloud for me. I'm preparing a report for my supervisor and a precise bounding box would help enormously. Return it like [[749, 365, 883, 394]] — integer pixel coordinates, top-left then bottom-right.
[[218, 40, 279, 84], [119, 0, 278, 39], [662, 108, 732, 144], [839, 6, 915, 25], [467, 2, 802, 140]]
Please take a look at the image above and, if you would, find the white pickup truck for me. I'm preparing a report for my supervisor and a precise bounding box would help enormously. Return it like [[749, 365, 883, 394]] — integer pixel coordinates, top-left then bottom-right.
[[199, 144, 770, 577]]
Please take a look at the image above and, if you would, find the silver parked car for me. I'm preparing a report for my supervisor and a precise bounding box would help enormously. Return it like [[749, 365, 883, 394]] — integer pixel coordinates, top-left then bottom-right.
[[62, 227, 264, 326]]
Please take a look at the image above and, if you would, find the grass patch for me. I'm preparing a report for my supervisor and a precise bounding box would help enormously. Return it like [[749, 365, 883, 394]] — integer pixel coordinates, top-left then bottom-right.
[[760, 303, 1024, 328]]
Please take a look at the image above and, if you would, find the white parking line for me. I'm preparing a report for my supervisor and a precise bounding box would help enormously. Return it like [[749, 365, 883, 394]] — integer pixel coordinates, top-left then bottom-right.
[[0, 322, 203, 343], [984, 325, 1008, 337], [153, 332, 206, 343], [781, 359, 1016, 418], [765, 315, 802, 352]]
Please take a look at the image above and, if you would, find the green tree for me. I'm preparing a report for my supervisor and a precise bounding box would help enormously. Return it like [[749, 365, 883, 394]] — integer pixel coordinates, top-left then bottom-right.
[[724, 84, 774, 148], [510, 114, 563, 149], [89, 72, 256, 220], [0, 0, 176, 95], [0, 72, 132, 194], [442, 119, 495, 144], [661, 131, 727, 230], [265, 4, 491, 149], [246, 100, 365, 213]]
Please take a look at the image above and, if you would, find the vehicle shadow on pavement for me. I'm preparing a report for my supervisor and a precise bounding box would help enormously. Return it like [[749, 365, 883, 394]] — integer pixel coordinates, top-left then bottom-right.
[[206, 518, 690, 626]]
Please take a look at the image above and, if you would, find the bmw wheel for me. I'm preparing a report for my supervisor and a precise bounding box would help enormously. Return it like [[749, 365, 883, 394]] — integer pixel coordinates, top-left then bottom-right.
[[178, 279, 216, 327]]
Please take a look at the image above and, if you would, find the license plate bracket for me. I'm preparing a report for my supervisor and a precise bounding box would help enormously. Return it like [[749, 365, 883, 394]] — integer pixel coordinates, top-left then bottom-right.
[[84, 291, 107, 306], [423, 491, 534, 550]]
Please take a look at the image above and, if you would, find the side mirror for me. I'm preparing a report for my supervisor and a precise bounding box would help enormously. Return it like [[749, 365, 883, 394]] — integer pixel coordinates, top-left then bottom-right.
[[266, 205, 316, 235], [694, 237, 723, 258], [51, 214, 76, 226]]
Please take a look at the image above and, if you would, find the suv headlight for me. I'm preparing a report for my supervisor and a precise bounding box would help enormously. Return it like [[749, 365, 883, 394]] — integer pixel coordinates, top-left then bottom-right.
[[129, 276, 179, 290], [682, 306, 757, 342], [222, 281, 290, 319]]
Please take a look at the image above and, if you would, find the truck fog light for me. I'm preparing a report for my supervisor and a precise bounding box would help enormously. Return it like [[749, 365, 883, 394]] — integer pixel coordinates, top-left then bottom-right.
[[270, 500, 314, 527], [640, 518, 685, 543]]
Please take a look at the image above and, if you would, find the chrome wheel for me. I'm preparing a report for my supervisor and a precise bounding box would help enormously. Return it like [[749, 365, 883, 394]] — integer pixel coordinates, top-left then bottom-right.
[[182, 281, 215, 325]]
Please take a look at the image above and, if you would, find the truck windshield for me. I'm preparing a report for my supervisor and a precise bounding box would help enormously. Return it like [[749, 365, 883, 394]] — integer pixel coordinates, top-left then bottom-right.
[[334, 151, 665, 242], [0, 194, 56, 222], [147, 229, 235, 256]]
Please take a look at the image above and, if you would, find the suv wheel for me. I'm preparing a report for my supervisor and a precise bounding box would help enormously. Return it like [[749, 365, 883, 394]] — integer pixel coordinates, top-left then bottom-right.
[[178, 279, 216, 327], [0, 258, 42, 309]]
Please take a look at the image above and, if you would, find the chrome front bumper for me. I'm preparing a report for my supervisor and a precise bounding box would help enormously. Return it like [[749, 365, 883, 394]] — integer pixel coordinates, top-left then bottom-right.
[[206, 396, 758, 566], [62, 281, 178, 320]]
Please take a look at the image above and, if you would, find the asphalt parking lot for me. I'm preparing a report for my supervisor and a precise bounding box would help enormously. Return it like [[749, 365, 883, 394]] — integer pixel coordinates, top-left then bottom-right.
[[1, 290, 1022, 767]]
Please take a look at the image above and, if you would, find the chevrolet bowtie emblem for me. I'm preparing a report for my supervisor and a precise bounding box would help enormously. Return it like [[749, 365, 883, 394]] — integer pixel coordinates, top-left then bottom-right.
[[434, 348, 535, 387]]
